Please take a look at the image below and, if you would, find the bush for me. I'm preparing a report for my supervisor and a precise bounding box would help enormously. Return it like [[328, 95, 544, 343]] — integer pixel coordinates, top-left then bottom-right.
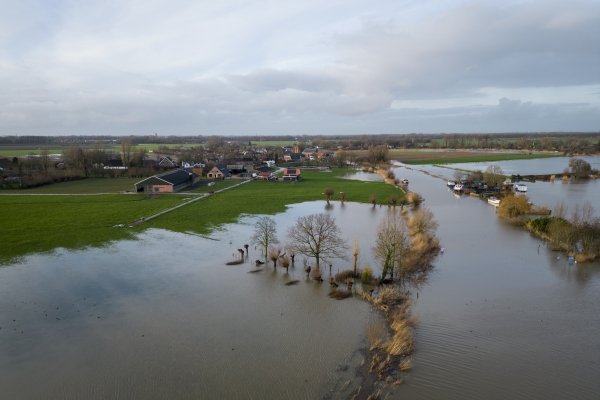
[[361, 266, 374, 284], [498, 195, 531, 218], [527, 217, 552, 233]]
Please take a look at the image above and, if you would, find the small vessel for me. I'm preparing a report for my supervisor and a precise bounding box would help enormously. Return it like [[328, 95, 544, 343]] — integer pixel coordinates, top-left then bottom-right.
[[447, 180, 456, 187], [453, 183, 464, 192], [514, 183, 528, 192], [401, 179, 409, 185], [487, 197, 501, 206]]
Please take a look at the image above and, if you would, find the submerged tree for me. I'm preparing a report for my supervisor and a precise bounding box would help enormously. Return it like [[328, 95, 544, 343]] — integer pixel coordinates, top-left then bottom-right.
[[324, 187, 334, 205], [568, 158, 592, 178], [374, 211, 409, 281], [369, 193, 377, 208], [251, 216, 279, 262], [288, 213, 348, 278]]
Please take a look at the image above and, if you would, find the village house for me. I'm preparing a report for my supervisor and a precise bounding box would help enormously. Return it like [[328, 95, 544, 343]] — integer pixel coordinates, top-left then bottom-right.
[[134, 169, 199, 193], [207, 165, 231, 179], [282, 167, 301, 181], [255, 171, 275, 180], [157, 156, 178, 168]]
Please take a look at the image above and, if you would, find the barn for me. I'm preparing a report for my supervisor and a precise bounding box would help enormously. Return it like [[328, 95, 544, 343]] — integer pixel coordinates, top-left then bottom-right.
[[134, 169, 199, 193]]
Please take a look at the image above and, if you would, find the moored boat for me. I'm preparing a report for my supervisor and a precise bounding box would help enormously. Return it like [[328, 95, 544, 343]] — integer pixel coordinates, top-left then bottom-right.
[[487, 197, 501, 206], [514, 183, 528, 192], [453, 183, 464, 192], [447, 180, 456, 187]]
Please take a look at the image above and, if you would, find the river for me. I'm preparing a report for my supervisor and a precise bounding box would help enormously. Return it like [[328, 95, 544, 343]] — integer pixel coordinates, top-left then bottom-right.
[[1, 160, 599, 399]]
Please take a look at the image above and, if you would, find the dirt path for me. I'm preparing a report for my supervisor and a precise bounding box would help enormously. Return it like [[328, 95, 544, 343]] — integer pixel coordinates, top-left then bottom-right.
[[135, 179, 252, 224]]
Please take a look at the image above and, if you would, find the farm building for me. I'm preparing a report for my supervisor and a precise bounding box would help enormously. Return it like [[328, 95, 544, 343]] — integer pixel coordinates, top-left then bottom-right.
[[282, 168, 301, 181], [134, 169, 199, 193], [207, 165, 231, 179]]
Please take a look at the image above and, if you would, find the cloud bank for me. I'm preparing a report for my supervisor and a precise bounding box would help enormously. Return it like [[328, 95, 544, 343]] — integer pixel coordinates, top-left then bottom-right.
[[0, 0, 598, 134]]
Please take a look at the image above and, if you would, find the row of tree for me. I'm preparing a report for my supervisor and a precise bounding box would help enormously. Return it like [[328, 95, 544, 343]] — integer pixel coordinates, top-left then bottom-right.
[[250, 206, 440, 284]]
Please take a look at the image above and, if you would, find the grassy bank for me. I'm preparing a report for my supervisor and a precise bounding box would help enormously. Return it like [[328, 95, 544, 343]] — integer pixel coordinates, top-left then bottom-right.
[[0, 194, 183, 264], [1, 168, 401, 263], [143, 168, 403, 233]]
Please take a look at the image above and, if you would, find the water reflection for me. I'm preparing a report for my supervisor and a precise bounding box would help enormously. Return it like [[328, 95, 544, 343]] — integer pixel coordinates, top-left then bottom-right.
[[0, 202, 389, 399]]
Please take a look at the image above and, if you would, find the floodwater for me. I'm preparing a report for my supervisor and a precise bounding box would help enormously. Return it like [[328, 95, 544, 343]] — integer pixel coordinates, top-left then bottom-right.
[[389, 163, 600, 400], [340, 171, 383, 182], [0, 202, 387, 399], [414, 161, 600, 217], [2, 161, 600, 399], [446, 155, 600, 176]]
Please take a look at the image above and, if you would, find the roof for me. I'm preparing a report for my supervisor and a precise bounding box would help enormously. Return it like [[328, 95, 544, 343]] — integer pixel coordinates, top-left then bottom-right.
[[135, 169, 194, 187], [284, 168, 301, 176]]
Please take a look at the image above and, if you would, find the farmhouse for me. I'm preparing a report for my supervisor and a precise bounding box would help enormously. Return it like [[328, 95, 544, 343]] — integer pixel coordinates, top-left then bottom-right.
[[134, 169, 199, 193], [207, 165, 231, 179], [282, 167, 301, 181]]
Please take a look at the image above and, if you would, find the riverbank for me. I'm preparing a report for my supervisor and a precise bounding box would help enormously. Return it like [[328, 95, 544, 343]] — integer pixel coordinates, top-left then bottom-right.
[[525, 216, 600, 263]]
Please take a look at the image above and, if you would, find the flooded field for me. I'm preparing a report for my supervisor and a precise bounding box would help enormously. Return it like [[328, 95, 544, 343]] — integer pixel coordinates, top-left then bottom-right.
[[2, 158, 600, 399], [0, 202, 386, 399]]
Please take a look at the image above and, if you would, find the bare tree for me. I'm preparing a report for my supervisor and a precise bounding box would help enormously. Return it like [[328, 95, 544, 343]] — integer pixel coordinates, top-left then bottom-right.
[[484, 165, 504, 187], [251, 216, 279, 262], [288, 213, 348, 278], [120, 138, 133, 167], [407, 208, 439, 237], [554, 201, 568, 219], [374, 210, 409, 281]]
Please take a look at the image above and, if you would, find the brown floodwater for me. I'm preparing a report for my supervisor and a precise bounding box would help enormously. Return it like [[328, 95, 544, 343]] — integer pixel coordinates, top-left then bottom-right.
[[1, 162, 599, 399]]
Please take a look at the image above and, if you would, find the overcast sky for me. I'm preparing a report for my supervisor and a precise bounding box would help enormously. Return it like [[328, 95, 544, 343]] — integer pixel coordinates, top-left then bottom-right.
[[1, 0, 599, 135]]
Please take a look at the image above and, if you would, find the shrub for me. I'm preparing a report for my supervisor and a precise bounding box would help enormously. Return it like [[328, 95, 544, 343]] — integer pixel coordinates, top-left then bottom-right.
[[527, 217, 552, 233], [497, 195, 531, 218], [361, 266, 374, 284]]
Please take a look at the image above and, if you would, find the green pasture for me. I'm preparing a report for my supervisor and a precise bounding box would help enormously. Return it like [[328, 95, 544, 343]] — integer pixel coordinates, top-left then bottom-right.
[[399, 152, 558, 165], [0, 194, 183, 264], [0, 149, 63, 157], [251, 140, 296, 147], [1, 177, 142, 194], [0, 143, 201, 157], [1, 168, 402, 263], [144, 168, 402, 234], [188, 179, 245, 193]]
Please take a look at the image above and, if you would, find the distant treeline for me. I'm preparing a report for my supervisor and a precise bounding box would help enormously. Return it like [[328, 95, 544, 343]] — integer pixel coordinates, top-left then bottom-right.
[[1, 133, 599, 154]]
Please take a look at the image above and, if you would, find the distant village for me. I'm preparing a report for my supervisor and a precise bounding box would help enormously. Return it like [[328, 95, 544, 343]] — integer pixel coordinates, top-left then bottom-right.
[[0, 140, 338, 191]]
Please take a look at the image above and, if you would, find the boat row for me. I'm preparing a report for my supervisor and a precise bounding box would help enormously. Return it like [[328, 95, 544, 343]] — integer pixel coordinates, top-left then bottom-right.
[[448, 180, 527, 193]]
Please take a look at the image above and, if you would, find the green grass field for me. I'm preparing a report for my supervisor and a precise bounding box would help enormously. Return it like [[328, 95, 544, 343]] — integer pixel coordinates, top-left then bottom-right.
[[396, 152, 559, 165], [0, 168, 401, 263], [251, 140, 296, 147], [1, 177, 142, 194], [144, 168, 402, 234], [0, 143, 202, 157], [0, 194, 184, 264], [188, 179, 245, 193], [0, 149, 64, 156]]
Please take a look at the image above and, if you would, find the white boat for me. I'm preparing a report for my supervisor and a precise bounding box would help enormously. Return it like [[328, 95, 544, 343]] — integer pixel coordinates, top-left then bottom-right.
[[401, 179, 409, 185], [514, 183, 528, 192], [487, 197, 501, 206], [453, 183, 464, 192], [447, 180, 456, 187]]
